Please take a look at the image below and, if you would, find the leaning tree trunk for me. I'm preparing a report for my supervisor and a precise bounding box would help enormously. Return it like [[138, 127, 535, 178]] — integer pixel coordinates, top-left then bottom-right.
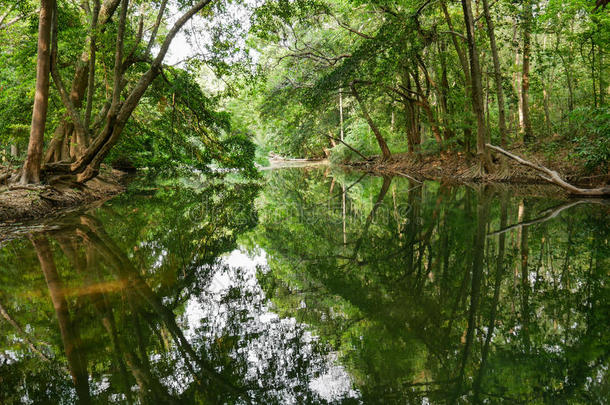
[[20, 0, 55, 184], [70, 0, 213, 182], [350, 81, 392, 161], [31, 235, 91, 402], [461, 0, 492, 172]]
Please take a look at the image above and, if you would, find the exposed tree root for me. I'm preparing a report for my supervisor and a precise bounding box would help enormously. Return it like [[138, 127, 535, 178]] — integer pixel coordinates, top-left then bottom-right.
[[0, 168, 127, 223]]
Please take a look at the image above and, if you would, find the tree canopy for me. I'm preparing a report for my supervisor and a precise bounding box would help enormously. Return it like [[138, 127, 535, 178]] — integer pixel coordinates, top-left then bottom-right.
[[1, 0, 608, 183]]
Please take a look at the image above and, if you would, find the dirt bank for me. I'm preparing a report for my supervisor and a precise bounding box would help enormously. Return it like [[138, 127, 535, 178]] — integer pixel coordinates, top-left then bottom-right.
[[344, 148, 609, 189], [0, 167, 129, 223]]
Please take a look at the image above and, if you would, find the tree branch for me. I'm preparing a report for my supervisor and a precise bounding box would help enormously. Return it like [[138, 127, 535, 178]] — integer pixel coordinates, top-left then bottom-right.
[[145, 0, 168, 55], [0, 3, 16, 27], [50, 10, 87, 137], [486, 144, 610, 196], [330, 13, 374, 39], [112, 0, 128, 108], [323, 134, 370, 160], [123, 13, 144, 71], [85, 0, 100, 130]]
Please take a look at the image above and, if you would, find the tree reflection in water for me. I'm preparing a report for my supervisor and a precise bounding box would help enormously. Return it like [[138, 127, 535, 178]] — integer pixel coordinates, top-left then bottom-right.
[[0, 169, 608, 404], [250, 167, 609, 404], [0, 180, 352, 404]]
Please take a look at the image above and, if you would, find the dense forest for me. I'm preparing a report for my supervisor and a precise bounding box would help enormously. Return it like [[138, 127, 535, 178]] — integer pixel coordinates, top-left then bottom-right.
[[0, 0, 258, 185], [0, 0, 608, 191], [245, 0, 609, 169], [0, 0, 609, 401]]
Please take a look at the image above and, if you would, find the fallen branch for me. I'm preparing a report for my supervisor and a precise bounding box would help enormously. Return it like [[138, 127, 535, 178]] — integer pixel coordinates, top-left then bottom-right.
[[486, 144, 610, 196], [0, 300, 52, 362], [324, 134, 371, 161], [268, 153, 320, 162]]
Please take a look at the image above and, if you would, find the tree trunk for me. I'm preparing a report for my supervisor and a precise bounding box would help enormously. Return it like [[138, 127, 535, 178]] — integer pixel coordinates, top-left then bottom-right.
[[354, 176, 392, 255], [543, 86, 552, 136], [401, 69, 420, 153], [510, 23, 523, 135], [481, 0, 508, 146], [461, 0, 491, 171], [70, 0, 213, 182], [440, 1, 474, 149], [85, 0, 100, 131], [599, 44, 605, 106], [342, 184, 347, 245], [350, 82, 391, 160], [44, 0, 127, 167], [556, 34, 575, 114], [440, 1, 471, 85], [457, 189, 489, 394], [519, 201, 531, 349], [591, 39, 597, 108], [44, 0, 121, 165], [20, 0, 55, 184], [404, 100, 419, 153], [472, 190, 507, 401], [438, 39, 454, 141], [411, 61, 443, 145], [339, 89, 344, 141], [521, 0, 533, 143]]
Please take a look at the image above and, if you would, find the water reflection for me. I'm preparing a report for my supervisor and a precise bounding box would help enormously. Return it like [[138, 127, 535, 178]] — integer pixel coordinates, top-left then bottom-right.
[[249, 167, 609, 404], [0, 169, 608, 404], [0, 180, 349, 404]]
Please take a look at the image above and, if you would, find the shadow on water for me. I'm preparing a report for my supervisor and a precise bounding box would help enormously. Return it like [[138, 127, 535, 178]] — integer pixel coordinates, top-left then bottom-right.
[[0, 168, 608, 404]]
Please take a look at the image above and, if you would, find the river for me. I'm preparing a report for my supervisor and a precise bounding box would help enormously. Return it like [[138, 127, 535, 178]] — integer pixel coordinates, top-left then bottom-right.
[[0, 165, 608, 404]]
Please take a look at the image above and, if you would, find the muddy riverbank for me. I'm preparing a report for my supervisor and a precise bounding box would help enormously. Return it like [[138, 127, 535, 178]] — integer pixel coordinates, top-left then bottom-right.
[[0, 168, 128, 223]]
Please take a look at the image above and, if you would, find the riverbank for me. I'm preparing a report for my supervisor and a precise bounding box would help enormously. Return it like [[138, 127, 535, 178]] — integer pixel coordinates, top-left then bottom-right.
[[0, 167, 128, 223], [344, 147, 609, 189]]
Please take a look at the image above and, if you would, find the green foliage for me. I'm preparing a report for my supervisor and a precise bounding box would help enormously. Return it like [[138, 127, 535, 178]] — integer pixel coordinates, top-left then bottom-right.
[[104, 66, 258, 177], [0, 176, 362, 403], [230, 0, 610, 174], [0, 0, 37, 153], [0, 0, 259, 179], [567, 107, 610, 172]]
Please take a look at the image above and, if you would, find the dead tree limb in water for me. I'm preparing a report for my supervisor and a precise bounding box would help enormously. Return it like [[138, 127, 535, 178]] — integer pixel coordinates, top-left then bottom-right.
[[486, 143, 610, 196]]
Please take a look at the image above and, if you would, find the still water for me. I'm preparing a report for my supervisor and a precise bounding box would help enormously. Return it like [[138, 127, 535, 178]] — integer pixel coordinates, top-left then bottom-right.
[[0, 166, 608, 404]]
